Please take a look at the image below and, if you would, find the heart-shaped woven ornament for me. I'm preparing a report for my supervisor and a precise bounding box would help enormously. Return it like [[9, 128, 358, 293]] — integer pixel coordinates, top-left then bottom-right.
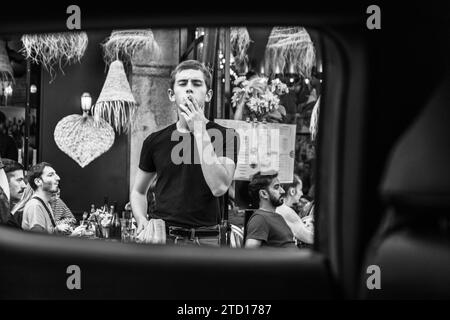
[[54, 114, 115, 168]]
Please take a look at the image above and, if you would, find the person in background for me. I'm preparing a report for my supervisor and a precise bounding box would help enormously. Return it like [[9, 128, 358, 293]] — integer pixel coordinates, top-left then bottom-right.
[[50, 188, 76, 228], [277, 174, 314, 246], [9, 185, 34, 229], [245, 171, 297, 249], [0, 156, 10, 225], [1, 158, 27, 228], [21, 162, 69, 234], [0, 111, 18, 161]]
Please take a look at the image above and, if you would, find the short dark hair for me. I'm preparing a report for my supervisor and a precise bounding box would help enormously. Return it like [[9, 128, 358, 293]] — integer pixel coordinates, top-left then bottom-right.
[[27, 162, 52, 191], [281, 174, 302, 195], [248, 171, 278, 207], [170, 60, 212, 90], [2, 158, 24, 177]]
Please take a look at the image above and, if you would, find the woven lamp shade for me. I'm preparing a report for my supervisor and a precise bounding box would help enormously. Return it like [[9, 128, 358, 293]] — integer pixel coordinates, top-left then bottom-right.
[[54, 114, 115, 168], [230, 27, 251, 74], [0, 40, 13, 83], [20, 32, 88, 82], [264, 26, 315, 78], [102, 29, 161, 65], [92, 60, 136, 134]]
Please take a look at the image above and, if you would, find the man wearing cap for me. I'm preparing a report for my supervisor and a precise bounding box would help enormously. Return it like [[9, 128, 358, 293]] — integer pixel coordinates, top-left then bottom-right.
[[130, 60, 239, 246]]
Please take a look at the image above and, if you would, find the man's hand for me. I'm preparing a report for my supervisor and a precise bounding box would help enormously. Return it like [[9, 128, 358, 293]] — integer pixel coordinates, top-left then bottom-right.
[[136, 218, 149, 235], [55, 223, 71, 234], [178, 96, 208, 133]]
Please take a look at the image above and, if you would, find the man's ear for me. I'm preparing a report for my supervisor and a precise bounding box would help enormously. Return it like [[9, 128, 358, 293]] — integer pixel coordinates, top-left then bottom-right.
[[259, 189, 268, 200], [34, 177, 41, 188], [205, 89, 213, 103], [168, 89, 176, 102]]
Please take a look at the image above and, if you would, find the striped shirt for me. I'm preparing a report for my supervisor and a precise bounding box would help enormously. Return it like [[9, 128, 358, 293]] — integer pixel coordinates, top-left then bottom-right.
[[50, 198, 76, 225]]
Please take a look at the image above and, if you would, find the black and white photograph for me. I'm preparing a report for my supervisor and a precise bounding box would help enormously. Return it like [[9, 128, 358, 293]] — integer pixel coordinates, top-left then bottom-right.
[[0, 2, 449, 306]]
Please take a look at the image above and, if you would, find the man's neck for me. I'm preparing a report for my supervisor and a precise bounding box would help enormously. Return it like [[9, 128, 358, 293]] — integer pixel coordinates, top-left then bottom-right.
[[10, 199, 19, 208], [259, 202, 276, 213], [35, 190, 51, 204]]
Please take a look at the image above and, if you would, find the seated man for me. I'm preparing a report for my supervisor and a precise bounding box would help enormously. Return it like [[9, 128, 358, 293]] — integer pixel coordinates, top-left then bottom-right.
[[1, 158, 27, 228], [245, 171, 297, 249], [276, 174, 314, 246], [21, 162, 69, 234], [0, 156, 10, 225]]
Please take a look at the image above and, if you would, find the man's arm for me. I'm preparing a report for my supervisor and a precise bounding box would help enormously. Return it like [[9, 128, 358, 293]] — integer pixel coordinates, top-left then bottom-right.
[[244, 214, 268, 249], [30, 225, 45, 233], [130, 168, 157, 233], [245, 238, 262, 248], [194, 125, 236, 197], [23, 205, 49, 233], [180, 98, 236, 197]]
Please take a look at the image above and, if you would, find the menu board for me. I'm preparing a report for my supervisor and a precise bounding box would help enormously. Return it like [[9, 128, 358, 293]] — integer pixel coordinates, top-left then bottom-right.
[[215, 119, 296, 183]]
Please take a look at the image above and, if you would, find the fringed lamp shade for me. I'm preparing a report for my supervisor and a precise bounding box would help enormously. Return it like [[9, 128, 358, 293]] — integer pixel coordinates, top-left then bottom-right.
[[20, 32, 88, 81], [54, 113, 115, 168], [0, 40, 14, 84], [264, 26, 316, 78], [230, 27, 252, 74], [102, 29, 161, 66], [91, 60, 136, 134]]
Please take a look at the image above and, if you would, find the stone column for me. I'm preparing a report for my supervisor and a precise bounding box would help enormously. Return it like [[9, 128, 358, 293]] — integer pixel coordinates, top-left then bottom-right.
[[129, 29, 181, 190]]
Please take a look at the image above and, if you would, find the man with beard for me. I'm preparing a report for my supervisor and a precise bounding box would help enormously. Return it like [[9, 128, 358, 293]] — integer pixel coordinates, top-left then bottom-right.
[[245, 171, 297, 249], [22, 162, 69, 234], [1, 158, 26, 228]]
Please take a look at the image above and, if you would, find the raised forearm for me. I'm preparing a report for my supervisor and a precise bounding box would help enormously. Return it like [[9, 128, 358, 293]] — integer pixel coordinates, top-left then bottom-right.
[[194, 127, 233, 197]]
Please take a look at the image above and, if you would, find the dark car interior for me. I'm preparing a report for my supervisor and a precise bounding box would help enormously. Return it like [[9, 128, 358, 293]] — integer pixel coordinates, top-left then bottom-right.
[[0, 3, 449, 300]]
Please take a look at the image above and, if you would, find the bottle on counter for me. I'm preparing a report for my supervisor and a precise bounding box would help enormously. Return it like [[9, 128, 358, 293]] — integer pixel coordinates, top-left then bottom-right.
[[114, 210, 121, 239], [101, 196, 109, 213], [108, 204, 116, 237], [90, 204, 96, 215]]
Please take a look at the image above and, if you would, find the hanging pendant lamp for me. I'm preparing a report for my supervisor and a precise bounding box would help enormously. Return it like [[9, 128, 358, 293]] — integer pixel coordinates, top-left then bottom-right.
[[91, 60, 136, 134], [264, 26, 315, 78]]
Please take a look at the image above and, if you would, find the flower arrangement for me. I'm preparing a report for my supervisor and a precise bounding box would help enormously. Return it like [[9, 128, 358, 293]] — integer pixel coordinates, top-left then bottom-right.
[[231, 76, 288, 121]]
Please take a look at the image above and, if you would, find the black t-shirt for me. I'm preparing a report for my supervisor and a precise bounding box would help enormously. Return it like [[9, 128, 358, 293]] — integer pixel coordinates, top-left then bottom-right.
[[246, 209, 297, 248], [139, 121, 239, 228]]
